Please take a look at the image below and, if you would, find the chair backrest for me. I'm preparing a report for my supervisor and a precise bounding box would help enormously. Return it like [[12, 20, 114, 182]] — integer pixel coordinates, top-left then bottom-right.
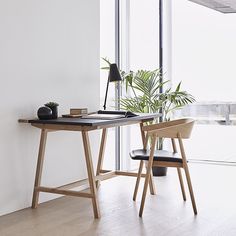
[[142, 118, 195, 139]]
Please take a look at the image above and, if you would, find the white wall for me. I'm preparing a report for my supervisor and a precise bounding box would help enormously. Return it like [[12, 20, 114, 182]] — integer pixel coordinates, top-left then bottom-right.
[[0, 0, 100, 216]]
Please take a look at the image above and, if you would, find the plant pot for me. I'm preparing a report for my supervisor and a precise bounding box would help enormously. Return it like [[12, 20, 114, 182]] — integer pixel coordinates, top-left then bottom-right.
[[51, 106, 58, 119], [45, 105, 58, 119], [152, 166, 167, 176]]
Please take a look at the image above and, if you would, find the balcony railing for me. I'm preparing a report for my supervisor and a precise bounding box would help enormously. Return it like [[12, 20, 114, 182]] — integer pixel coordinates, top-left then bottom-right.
[[175, 102, 236, 125]]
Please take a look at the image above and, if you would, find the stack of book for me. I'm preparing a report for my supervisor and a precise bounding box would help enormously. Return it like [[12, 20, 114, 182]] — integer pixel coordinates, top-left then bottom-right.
[[70, 108, 88, 115], [62, 108, 88, 118]]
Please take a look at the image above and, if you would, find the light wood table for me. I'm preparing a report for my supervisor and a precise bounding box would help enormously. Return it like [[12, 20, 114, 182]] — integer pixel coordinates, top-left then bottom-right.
[[19, 113, 160, 218]]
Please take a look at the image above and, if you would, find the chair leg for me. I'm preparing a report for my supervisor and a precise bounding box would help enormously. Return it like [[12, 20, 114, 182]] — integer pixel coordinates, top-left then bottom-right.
[[139, 162, 153, 217], [144, 162, 156, 195], [139, 136, 156, 217], [139, 122, 156, 196], [149, 168, 156, 195], [178, 135, 197, 215], [133, 160, 144, 201], [177, 168, 186, 201], [184, 166, 198, 215]]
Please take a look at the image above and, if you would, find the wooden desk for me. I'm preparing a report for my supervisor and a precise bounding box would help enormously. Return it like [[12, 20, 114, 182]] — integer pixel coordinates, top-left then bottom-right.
[[19, 113, 159, 218]]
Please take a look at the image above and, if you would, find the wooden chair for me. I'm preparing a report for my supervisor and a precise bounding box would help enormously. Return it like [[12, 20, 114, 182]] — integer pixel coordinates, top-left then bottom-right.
[[130, 118, 197, 217]]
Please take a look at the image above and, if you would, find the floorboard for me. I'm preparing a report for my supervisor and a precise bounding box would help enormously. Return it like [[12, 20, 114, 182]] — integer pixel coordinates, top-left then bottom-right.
[[1, 163, 236, 236]]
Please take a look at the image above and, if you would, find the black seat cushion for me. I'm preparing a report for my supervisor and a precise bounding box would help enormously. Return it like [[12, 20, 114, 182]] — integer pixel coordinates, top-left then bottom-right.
[[130, 149, 183, 163]]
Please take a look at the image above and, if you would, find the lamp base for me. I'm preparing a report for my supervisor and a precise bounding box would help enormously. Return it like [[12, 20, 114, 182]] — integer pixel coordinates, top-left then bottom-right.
[[97, 110, 137, 118]]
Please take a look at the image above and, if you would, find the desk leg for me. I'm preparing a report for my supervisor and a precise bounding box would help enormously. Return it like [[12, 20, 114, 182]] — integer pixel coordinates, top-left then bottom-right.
[[82, 131, 100, 219], [32, 129, 48, 208], [140, 123, 156, 195], [96, 128, 107, 188]]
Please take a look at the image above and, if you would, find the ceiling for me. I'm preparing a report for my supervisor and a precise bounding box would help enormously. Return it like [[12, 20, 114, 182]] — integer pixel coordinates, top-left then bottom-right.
[[188, 0, 236, 13]]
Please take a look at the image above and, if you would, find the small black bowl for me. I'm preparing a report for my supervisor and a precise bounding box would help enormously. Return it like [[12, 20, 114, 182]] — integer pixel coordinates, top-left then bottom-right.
[[37, 106, 53, 120]]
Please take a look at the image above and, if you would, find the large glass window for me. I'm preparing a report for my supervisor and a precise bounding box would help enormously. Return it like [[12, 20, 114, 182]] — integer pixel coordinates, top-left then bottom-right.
[[100, 0, 236, 168], [129, 0, 159, 70], [121, 0, 160, 170], [172, 0, 236, 163], [100, 0, 116, 169], [100, 0, 161, 171]]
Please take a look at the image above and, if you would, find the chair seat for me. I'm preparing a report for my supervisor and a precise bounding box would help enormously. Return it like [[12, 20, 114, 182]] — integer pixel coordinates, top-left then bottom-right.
[[130, 149, 183, 163]]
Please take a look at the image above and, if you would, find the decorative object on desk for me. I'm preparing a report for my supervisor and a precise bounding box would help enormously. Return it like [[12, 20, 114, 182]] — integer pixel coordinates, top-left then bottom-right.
[[103, 58, 195, 176], [70, 108, 88, 115], [45, 102, 59, 119], [102, 62, 122, 110], [62, 108, 88, 118], [37, 106, 52, 120]]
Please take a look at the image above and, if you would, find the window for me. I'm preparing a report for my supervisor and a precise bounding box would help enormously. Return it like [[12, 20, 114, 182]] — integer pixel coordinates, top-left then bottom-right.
[[172, 0, 236, 163], [100, 0, 161, 170], [121, 0, 160, 170], [100, 0, 116, 169]]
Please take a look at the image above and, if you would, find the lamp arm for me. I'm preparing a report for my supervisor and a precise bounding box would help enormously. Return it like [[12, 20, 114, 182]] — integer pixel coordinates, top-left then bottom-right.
[[103, 76, 110, 110]]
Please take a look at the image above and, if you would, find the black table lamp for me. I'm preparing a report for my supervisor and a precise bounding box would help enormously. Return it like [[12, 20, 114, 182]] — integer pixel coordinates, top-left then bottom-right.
[[103, 63, 122, 110]]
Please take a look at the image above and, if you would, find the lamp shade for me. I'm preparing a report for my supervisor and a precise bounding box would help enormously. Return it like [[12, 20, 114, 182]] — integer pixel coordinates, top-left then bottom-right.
[[109, 63, 122, 82]]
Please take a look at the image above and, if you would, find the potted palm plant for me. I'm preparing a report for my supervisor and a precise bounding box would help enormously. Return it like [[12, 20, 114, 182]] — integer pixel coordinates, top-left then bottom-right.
[[102, 58, 195, 176]]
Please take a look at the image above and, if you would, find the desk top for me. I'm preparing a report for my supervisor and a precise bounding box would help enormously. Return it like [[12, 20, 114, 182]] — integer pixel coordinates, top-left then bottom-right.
[[24, 113, 160, 127]]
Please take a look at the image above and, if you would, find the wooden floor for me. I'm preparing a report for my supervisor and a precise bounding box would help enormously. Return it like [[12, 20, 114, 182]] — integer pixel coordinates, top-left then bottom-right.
[[1, 163, 236, 236]]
